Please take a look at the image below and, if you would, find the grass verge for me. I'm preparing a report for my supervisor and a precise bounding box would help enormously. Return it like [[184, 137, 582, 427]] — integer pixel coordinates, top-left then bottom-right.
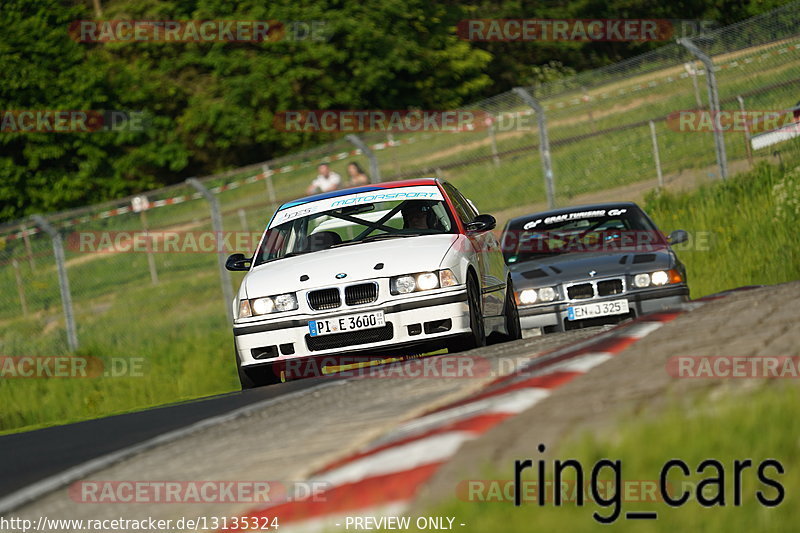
[[420, 383, 800, 532]]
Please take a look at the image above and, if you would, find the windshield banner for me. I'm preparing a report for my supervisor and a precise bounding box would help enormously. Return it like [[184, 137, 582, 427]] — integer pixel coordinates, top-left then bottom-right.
[[269, 185, 444, 228]]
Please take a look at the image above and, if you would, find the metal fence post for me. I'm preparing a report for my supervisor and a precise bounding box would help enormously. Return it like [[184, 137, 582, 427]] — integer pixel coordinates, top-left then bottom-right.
[[31, 214, 78, 351], [649, 120, 664, 189], [11, 259, 28, 316], [736, 95, 754, 167], [262, 164, 277, 207], [513, 87, 555, 209], [345, 134, 381, 183], [679, 38, 729, 180], [486, 116, 500, 166], [187, 178, 234, 324], [684, 62, 704, 109], [20, 224, 35, 270]]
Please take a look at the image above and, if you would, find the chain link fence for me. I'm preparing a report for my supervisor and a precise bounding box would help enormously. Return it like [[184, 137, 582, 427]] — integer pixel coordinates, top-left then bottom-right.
[[1, 2, 799, 360]]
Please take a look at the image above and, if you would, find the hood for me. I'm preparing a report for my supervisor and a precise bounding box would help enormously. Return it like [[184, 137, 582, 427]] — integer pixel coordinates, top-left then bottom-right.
[[243, 234, 458, 298], [509, 249, 674, 286]]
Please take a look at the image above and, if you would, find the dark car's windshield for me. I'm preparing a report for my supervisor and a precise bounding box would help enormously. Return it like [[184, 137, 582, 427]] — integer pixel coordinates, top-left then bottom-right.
[[501, 206, 664, 264], [254, 187, 455, 266]]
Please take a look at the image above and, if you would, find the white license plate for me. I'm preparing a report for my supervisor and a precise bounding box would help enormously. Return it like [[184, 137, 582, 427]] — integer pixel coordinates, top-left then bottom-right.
[[308, 311, 385, 337], [567, 299, 629, 320]]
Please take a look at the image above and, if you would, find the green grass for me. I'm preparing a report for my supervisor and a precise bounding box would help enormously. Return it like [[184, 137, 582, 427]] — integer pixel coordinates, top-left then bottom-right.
[[644, 160, 800, 298], [417, 383, 800, 532], [0, 268, 240, 434]]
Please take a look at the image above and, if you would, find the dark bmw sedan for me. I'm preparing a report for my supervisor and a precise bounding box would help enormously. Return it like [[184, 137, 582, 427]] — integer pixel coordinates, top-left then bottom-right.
[[500, 202, 690, 333]]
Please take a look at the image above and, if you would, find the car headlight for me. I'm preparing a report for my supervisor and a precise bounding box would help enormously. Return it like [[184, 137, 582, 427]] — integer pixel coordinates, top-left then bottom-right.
[[519, 289, 537, 305], [417, 272, 439, 291], [252, 297, 275, 315], [393, 275, 417, 294], [538, 286, 557, 302], [390, 270, 457, 295], [633, 270, 683, 288], [517, 286, 558, 305], [273, 293, 299, 312], [241, 293, 299, 318], [651, 270, 669, 286]]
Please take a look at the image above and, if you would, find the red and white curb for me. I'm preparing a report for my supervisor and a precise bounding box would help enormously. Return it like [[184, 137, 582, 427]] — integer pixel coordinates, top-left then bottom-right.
[[224, 311, 685, 532]]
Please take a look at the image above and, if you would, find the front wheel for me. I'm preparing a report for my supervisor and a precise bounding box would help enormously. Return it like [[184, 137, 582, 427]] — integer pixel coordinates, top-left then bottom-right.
[[449, 275, 486, 353], [502, 279, 522, 341]]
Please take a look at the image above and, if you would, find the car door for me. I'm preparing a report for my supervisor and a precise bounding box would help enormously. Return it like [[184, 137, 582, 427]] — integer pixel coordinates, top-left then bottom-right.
[[442, 182, 506, 316]]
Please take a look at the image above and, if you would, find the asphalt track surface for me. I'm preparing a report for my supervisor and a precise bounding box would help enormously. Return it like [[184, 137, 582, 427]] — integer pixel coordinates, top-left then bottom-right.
[[0, 376, 329, 498]]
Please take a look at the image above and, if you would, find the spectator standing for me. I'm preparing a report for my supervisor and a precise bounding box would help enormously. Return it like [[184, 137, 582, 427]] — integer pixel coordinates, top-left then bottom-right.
[[346, 162, 370, 187], [307, 163, 342, 194]]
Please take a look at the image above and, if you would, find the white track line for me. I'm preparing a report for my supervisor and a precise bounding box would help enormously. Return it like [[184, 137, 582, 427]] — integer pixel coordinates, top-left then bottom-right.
[[313, 431, 475, 489]]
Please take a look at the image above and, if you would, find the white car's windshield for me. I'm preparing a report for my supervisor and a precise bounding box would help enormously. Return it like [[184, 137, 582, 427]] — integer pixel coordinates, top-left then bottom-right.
[[254, 187, 455, 266]]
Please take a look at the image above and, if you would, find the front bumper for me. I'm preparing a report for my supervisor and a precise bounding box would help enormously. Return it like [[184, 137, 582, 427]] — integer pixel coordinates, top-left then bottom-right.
[[518, 285, 689, 332], [234, 288, 470, 366]]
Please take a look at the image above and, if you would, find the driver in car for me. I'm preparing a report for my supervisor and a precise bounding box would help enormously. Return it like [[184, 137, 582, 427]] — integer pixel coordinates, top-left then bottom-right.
[[401, 201, 438, 230]]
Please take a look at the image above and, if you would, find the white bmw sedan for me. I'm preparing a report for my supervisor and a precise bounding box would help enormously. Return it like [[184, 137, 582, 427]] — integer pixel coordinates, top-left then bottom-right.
[[225, 178, 520, 388]]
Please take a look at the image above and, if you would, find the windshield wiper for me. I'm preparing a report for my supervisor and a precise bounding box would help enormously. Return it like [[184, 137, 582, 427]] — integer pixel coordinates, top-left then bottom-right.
[[329, 233, 423, 248], [360, 233, 422, 242]]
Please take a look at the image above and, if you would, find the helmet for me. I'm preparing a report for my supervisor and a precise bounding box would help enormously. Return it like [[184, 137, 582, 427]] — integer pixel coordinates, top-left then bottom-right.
[[401, 200, 440, 229]]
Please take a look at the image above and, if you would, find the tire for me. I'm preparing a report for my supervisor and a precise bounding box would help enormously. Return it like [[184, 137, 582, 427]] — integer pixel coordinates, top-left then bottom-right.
[[449, 274, 486, 352], [235, 350, 282, 389], [502, 279, 522, 341]]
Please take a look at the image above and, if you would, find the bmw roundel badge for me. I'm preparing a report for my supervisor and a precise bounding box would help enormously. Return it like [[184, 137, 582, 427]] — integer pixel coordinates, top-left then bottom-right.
[[335, 273, 347, 279]]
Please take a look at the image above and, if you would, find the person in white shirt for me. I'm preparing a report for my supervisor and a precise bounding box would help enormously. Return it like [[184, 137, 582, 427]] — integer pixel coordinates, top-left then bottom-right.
[[307, 163, 342, 194]]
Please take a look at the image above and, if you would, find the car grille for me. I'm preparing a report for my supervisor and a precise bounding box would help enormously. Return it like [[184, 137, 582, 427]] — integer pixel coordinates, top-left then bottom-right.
[[305, 322, 393, 351], [345, 283, 378, 306], [567, 283, 594, 300], [567, 278, 626, 300], [597, 279, 624, 296], [307, 288, 341, 310]]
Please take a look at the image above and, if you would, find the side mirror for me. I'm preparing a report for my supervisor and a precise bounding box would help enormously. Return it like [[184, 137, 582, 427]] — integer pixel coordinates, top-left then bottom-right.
[[466, 214, 497, 233], [225, 253, 252, 271], [668, 229, 689, 245]]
